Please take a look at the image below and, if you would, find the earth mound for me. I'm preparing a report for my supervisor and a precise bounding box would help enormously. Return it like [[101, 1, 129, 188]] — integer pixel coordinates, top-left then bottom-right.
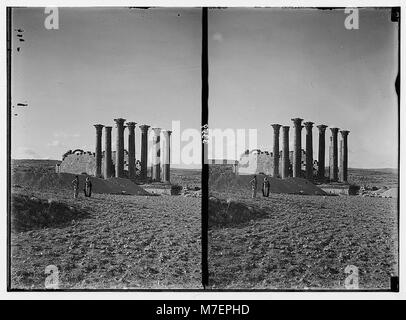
[[12, 171, 150, 196], [11, 194, 88, 232], [210, 170, 326, 195], [209, 196, 269, 227]]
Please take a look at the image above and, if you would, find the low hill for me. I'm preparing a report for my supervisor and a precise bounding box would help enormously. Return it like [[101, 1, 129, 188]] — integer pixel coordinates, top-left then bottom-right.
[[12, 171, 150, 196], [210, 166, 326, 196], [170, 168, 201, 188], [348, 168, 398, 188], [11, 159, 61, 175]]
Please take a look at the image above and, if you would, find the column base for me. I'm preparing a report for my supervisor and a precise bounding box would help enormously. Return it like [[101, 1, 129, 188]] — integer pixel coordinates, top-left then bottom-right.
[[162, 164, 170, 183], [152, 164, 161, 182]]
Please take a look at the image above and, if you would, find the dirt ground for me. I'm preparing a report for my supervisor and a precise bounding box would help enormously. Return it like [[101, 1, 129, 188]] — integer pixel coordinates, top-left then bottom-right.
[[11, 188, 201, 289], [9, 160, 398, 290], [208, 190, 398, 290], [10, 161, 202, 289]]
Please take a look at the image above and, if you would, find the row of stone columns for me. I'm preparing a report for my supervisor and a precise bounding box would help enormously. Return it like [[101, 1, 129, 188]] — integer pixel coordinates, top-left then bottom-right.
[[93, 121, 171, 182], [271, 119, 350, 182]]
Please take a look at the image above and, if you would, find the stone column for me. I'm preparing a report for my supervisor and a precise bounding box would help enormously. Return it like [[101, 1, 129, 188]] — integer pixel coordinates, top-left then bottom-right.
[[161, 130, 172, 183], [151, 128, 161, 181], [339, 139, 343, 181], [340, 130, 350, 182], [329, 127, 339, 181], [114, 118, 126, 178], [282, 126, 290, 179], [316, 125, 328, 179], [328, 136, 332, 179], [139, 125, 150, 180], [304, 122, 314, 180], [94, 124, 104, 178], [271, 124, 281, 178], [291, 118, 303, 177], [126, 122, 137, 179], [104, 126, 112, 178]]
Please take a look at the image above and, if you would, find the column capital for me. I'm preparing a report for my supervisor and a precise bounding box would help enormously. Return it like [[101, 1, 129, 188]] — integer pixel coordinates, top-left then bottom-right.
[[282, 125, 290, 131], [151, 127, 161, 136], [271, 124, 282, 129], [139, 124, 150, 133], [126, 122, 137, 130], [303, 121, 314, 128], [291, 118, 303, 126], [317, 124, 328, 132], [340, 130, 350, 137], [162, 129, 172, 136], [114, 118, 126, 126], [94, 124, 104, 131], [104, 125, 112, 131], [330, 127, 340, 135]]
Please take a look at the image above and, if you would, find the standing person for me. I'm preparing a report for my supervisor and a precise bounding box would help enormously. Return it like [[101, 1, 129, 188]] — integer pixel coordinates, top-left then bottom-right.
[[262, 176, 270, 197], [249, 175, 257, 198], [84, 177, 92, 197], [72, 175, 79, 199]]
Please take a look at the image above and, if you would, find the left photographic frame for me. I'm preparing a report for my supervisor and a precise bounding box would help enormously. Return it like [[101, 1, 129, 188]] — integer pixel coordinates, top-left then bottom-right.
[[7, 7, 203, 290]]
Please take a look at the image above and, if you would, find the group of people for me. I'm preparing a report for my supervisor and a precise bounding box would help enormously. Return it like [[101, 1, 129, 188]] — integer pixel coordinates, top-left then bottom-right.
[[249, 175, 271, 198], [72, 173, 268, 199], [72, 176, 93, 199]]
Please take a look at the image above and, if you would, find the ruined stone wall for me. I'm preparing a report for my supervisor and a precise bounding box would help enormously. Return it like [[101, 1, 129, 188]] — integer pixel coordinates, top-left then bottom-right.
[[60, 149, 129, 177], [238, 149, 308, 176], [59, 152, 97, 176], [238, 152, 267, 175], [258, 152, 276, 176], [238, 151, 278, 176]]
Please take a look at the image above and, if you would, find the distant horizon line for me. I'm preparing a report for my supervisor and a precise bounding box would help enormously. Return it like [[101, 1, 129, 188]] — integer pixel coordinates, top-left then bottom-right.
[[10, 158, 398, 171]]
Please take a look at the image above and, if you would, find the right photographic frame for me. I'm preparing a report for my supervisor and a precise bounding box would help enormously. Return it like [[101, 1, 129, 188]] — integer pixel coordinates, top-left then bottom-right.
[[207, 7, 399, 290]]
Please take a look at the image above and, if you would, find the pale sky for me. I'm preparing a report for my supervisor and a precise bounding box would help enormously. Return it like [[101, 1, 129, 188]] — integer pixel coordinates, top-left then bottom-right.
[[208, 8, 399, 169], [11, 8, 399, 169], [11, 7, 201, 168]]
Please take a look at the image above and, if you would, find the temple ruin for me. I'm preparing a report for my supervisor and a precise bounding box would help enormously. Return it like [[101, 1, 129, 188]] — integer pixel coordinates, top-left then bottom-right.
[[57, 119, 172, 184], [237, 118, 350, 184]]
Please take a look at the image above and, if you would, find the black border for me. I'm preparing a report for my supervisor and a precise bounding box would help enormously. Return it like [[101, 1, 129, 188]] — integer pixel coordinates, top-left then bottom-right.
[[201, 7, 209, 288], [395, 6, 401, 293], [7, 6, 12, 292]]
